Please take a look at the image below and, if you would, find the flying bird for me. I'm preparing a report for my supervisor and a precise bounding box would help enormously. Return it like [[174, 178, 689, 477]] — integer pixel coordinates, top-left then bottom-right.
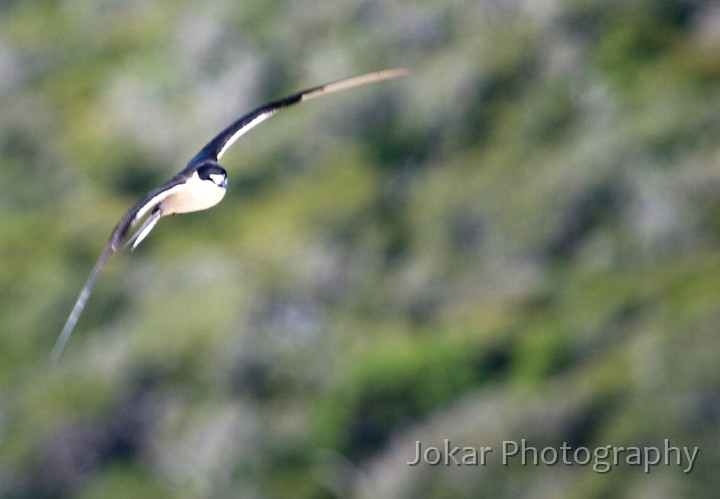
[[50, 68, 408, 369]]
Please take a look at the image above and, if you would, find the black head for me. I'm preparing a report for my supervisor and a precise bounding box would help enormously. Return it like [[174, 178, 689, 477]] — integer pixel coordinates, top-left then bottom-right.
[[196, 162, 228, 188]]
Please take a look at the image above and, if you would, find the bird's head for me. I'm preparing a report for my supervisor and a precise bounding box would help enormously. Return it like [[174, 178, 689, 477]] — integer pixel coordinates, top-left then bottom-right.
[[196, 162, 228, 189]]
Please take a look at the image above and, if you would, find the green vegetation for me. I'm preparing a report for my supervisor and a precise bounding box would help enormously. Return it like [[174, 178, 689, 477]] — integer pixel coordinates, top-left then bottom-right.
[[2, 0, 720, 497]]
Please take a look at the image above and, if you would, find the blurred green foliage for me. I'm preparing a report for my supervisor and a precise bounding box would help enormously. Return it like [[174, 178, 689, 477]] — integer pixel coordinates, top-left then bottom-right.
[[2, 0, 720, 497]]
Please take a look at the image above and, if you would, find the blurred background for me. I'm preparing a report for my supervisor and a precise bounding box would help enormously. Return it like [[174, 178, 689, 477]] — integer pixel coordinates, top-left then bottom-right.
[[2, 0, 720, 497]]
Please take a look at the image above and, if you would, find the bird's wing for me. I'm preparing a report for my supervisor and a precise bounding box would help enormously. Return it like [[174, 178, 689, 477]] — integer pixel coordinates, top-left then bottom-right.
[[108, 175, 189, 251], [49, 244, 114, 370], [187, 68, 409, 165], [49, 175, 188, 370]]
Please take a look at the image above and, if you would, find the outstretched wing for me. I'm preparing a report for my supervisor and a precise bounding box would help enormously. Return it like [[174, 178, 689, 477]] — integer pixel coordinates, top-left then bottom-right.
[[49, 244, 114, 370], [49, 175, 188, 370], [188, 68, 409, 166], [108, 174, 190, 251]]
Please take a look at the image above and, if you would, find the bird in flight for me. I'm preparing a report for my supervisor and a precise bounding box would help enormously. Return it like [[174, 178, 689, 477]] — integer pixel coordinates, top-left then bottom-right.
[[50, 68, 408, 369]]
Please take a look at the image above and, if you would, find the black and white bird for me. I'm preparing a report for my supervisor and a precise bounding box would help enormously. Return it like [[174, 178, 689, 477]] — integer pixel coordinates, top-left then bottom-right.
[[50, 68, 408, 369]]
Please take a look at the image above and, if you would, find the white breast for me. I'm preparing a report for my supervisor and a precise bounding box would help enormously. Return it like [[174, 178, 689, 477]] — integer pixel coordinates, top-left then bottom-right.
[[162, 173, 227, 215]]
